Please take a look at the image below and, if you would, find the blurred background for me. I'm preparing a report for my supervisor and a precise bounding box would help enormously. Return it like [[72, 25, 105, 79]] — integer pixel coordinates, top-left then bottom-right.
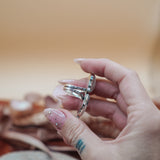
[[0, 0, 160, 99]]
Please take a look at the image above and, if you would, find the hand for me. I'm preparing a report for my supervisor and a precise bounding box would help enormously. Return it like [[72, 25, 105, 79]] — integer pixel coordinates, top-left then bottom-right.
[[44, 58, 160, 160]]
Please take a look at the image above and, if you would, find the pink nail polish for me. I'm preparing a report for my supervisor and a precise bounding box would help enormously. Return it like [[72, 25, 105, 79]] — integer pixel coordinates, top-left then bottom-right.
[[52, 85, 71, 106], [74, 58, 85, 64], [58, 79, 75, 84], [44, 96, 61, 108], [44, 108, 66, 130]]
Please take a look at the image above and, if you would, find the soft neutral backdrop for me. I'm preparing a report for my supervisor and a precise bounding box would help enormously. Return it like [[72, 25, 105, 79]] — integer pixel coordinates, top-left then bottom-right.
[[0, 0, 160, 99]]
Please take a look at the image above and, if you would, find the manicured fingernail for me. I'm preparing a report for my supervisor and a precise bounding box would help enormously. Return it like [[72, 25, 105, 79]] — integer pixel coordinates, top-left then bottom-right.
[[58, 79, 75, 84], [44, 96, 61, 108], [44, 108, 66, 130], [53, 85, 68, 99], [74, 58, 85, 64]]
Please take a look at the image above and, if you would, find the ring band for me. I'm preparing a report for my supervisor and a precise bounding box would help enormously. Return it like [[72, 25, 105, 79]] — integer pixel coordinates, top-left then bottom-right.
[[63, 74, 96, 118], [64, 84, 85, 100]]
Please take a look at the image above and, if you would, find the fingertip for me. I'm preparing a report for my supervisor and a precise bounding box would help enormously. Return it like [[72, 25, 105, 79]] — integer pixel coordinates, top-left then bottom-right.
[[44, 108, 70, 130], [74, 58, 86, 64], [58, 79, 75, 84]]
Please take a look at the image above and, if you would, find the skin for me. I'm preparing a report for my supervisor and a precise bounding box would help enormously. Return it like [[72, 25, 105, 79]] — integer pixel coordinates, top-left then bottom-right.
[[45, 58, 160, 160]]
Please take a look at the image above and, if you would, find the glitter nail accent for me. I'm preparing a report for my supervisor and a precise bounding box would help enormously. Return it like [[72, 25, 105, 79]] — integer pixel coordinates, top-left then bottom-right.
[[44, 108, 66, 130]]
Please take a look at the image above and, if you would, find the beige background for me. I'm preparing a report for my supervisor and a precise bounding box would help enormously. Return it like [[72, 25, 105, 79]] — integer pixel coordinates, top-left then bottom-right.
[[0, 0, 160, 99]]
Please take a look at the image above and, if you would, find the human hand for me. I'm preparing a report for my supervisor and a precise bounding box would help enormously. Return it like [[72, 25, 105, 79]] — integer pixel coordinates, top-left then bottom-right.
[[44, 58, 160, 160]]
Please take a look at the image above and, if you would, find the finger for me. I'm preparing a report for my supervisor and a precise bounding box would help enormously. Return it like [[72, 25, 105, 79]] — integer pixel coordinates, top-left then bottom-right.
[[87, 98, 127, 129], [59, 78, 128, 114], [44, 95, 60, 108], [44, 108, 102, 159], [59, 77, 119, 99], [53, 85, 127, 129], [75, 58, 153, 108], [53, 85, 80, 107], [65, 97, 126, 130], [74, 58, 129, 82]]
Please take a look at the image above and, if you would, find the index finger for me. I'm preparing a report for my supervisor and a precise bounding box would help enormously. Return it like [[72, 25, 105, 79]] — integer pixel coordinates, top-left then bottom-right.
[[75, 58, 129, 83], [74, 58, 152, 107]]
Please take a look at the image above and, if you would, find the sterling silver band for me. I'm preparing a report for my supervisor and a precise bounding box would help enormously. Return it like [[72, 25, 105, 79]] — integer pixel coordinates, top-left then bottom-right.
[[63, 74, 96, 118], [64, 85, 85, 100]]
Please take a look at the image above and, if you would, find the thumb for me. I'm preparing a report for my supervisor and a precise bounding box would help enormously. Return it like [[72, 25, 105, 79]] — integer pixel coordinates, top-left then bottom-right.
[[44, 108, 101, 159]]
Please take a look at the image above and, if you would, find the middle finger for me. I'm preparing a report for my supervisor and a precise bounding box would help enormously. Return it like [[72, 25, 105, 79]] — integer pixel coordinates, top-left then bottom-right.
[[59, 77, 119, 99], [59, 77, 128, 113]]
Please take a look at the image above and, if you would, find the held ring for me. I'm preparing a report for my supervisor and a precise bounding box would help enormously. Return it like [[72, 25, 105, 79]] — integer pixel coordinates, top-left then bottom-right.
[[63, 74, 96, 118]]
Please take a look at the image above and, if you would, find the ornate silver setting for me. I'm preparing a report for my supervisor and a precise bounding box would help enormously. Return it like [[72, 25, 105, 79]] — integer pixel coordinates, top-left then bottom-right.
[[63, 74, 96, 118]]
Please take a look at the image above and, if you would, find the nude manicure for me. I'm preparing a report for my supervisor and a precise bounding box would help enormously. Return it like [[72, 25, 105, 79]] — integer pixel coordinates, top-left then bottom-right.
[[44, 108, 66, 130], [74, 58, 85, 64], [58, 79, 76, 84], [53, 85, 68, 98]]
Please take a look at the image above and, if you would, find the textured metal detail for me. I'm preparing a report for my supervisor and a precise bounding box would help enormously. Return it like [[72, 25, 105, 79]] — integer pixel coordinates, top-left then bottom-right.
[[63, 74, 96, 118]]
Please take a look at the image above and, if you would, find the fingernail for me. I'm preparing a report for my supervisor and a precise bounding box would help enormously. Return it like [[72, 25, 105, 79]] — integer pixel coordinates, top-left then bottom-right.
[[58, 79, 75, 84], [44, 95, 61, 108], [74, 58, 85, 64], [53, 85, 68, 99], [44, 108, 66, 130]]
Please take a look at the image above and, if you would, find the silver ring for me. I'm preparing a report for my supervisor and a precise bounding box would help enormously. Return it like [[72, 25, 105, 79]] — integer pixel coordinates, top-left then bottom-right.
[[64, 84, 86, 100], [63, 74, 96, 118]]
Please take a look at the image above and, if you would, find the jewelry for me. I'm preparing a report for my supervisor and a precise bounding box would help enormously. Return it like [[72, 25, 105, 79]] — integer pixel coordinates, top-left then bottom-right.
[[63, 74, 96, 118], [64, 84, 86, 100]]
